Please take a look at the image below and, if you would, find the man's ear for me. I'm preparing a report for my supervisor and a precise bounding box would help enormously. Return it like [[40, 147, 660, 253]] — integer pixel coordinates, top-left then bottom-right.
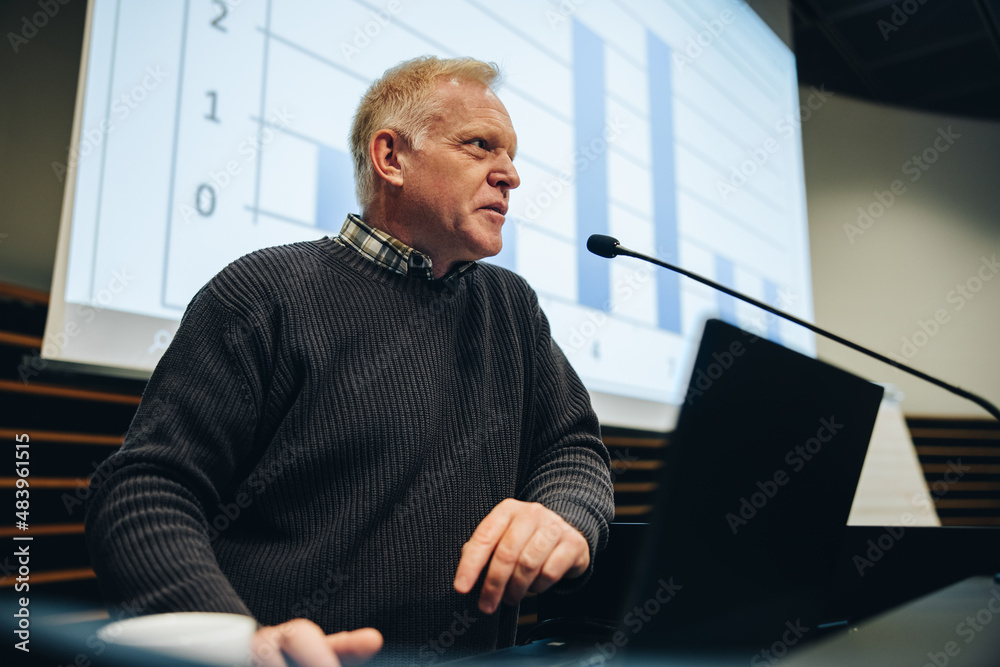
[[369, 129, 406, 189]]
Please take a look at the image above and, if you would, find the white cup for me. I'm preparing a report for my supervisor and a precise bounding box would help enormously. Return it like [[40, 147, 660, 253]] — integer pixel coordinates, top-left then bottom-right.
[[97, 612, 258, 666]]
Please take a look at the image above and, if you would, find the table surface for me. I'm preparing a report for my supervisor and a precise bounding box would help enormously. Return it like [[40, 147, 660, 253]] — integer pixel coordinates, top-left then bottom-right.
[[785, 574, 1000, 666], [22, 575, 1000, 666], [454, 575, 1000, 665]]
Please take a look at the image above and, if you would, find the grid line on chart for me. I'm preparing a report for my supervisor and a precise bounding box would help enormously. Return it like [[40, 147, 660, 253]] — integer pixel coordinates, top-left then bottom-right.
[[246, 205, 315, 229], [254, 3, 649, 217], [466, 0, 571, 68], [623, 0, 785, 100], [252, 115, 327, 147], [509, 216, 574, 245], [252, 0, 274, 226], [89, 0, 124, 303], [673, 91, 786, 180], [160, 0, 191, 310], [674, 93, 787, 181], [681, 234, 786, 287], [256, 27, 370, 85], [541, 292, 662, 332], [538, 270, 768, 334], [675, 137, 787, 215], [608, 143, 651, 171], [247, 0, 798, 346], [252, 10, 572, 176], [252, 107, 568, 185], [680, 186, 786, 252], [609, 197, 652, 224], [666, 0, 779, 99], [355, 0, 576, 125], [613, 0, 779, 134]]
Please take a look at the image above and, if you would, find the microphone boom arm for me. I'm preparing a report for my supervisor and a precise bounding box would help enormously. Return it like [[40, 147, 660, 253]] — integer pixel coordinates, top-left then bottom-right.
[[593, 235, 1000, 422]]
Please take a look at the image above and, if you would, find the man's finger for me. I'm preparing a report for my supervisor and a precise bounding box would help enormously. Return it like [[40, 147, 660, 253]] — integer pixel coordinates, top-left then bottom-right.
[[263, 619, 338, 667], [326, 628, 384, 665], [500, 521, 561, 606], [477, 510, 543, 613], [251, 625, 291, 667], [527, 537, 588, 596], [453, 501, 517, 594]]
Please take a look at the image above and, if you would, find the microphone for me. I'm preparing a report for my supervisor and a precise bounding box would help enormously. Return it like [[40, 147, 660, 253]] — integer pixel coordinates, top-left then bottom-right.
[[587, 234, 1000, 421], [586, 234, 621, 259]]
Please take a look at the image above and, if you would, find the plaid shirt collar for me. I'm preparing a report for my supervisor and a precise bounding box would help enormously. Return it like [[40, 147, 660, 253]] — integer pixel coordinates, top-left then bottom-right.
[[335, 214, 477, 282]]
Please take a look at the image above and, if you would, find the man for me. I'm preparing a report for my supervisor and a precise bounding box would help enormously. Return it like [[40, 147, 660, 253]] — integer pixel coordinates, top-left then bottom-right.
[[85, 56, 614, 666]]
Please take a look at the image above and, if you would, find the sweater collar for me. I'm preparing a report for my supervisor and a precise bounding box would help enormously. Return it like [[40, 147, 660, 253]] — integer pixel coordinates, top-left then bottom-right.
[[335, 214, 477, 284]]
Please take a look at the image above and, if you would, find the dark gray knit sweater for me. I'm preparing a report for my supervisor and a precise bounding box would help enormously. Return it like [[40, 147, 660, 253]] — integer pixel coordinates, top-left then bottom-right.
[[85, 237, 614, 664]]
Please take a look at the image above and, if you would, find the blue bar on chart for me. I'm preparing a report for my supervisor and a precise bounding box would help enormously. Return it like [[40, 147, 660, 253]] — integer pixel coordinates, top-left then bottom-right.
[[715, 256, 737, 325], [316, 145, 357, 232], [573, 20, 610, 312], [764, 280, 782, 343], [648, 31, 682, 333]]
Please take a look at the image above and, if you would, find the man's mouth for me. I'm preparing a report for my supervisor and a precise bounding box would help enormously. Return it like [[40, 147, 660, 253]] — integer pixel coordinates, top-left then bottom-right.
[[480, 203, 508, 216]]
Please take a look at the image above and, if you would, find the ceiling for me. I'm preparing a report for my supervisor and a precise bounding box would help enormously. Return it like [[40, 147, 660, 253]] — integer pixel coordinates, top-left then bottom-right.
[[790, 0, 1000, 121]]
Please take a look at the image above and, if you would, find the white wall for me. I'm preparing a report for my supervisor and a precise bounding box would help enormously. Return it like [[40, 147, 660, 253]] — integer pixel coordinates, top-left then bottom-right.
[[802, 91, 1000, 417]]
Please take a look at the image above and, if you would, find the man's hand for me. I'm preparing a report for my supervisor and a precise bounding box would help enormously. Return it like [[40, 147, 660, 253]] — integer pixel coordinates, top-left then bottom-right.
[[453, 498, 590, 614], [251, 619, 382, 667]]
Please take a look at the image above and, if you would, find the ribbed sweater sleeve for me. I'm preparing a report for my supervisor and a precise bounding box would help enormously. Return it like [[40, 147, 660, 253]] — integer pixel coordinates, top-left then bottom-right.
[[84, 283, 264, 617], [516, 289, 615, 590]]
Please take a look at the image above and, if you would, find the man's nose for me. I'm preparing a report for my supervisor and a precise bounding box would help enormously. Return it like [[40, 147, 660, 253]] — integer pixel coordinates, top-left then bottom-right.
[[490, 155, 520, 192]]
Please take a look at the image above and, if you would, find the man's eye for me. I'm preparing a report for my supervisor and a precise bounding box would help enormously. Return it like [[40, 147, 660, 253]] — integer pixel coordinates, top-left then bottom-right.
[[470, 139, 488, 150]]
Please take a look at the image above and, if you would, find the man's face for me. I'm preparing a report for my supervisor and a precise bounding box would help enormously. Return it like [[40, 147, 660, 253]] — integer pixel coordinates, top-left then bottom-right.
[[398, 78, 520, 271]]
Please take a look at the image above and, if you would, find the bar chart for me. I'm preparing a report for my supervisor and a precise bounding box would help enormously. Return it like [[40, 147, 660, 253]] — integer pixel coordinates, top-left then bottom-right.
[[62, 0, 814, 402]]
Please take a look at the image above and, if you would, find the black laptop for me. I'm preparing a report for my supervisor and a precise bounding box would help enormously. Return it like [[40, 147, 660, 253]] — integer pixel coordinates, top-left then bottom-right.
[[618, 319, 883, 661], [449, 319, 885, 664]]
